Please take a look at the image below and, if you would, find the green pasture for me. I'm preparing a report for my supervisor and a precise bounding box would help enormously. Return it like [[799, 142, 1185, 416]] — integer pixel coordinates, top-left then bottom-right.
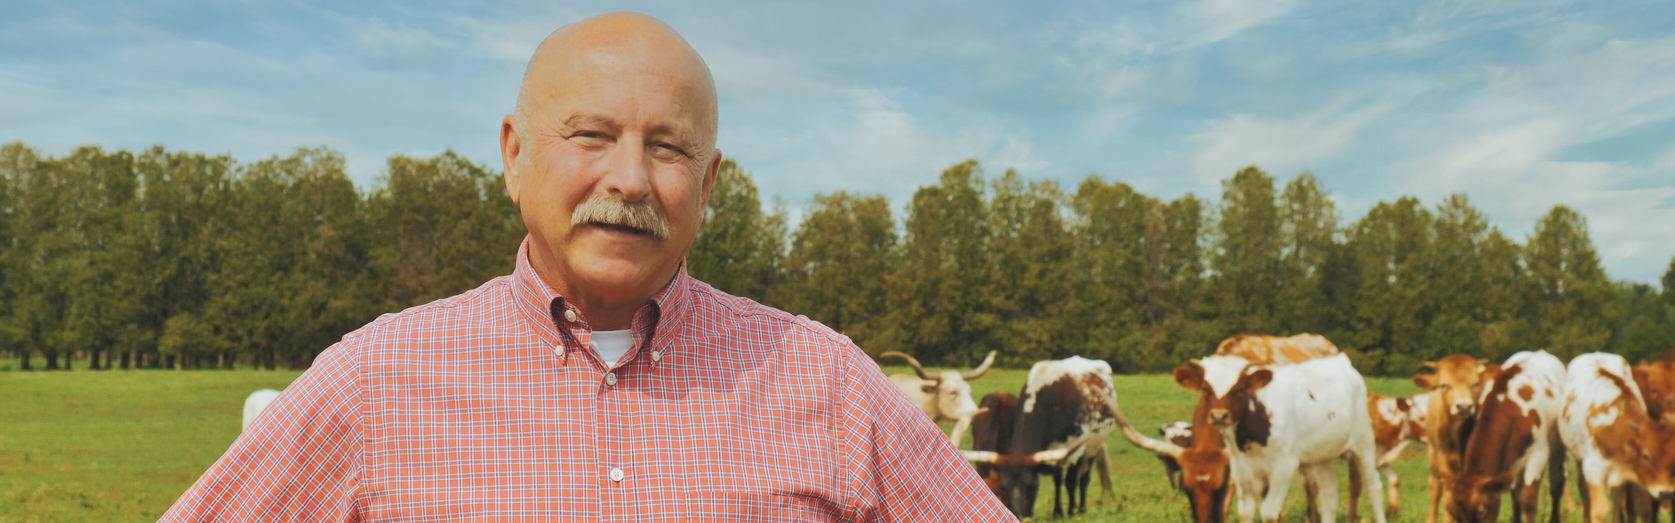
[[0, 362, 1574, 522]]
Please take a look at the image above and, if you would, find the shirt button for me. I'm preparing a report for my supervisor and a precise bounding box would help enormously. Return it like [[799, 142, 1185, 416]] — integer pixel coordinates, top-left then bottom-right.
[[651, 351, 662, 362], [563, 309, 578, 323], [604, 372, 617, 386], [609, 467, 624, 482]]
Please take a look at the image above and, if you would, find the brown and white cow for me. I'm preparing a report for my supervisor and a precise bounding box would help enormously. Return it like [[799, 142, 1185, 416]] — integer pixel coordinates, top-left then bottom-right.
[[1561, 353, 1675, 523], [963, 356, 1116, 519], [1364, 391, 1430, 517], [1446, 350, 1567, 523], [881, 350, 995, 444], [1214, 333, 1340, 365], [1413, 355, 1500, 523], [1125, 353, 1386, 523], [1629, 349, 1675, 523]]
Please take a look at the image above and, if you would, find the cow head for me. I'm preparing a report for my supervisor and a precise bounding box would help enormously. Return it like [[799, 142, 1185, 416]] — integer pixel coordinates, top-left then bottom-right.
[[1412, 355, 1493, 419], [1447, 472, 1515, 523], [1633, 355, 1675, 425], [881, 351, 995, 422], [971, 392, 1019, 481], [1405, 392, 1431, 442], [1115, 399, 1231, 523], [1175, 356, 1271, 431], [961, 448, 1069, 518]]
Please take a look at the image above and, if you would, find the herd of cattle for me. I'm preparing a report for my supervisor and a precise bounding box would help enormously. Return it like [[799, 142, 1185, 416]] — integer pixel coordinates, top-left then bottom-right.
[[883, 335, 1675, 523]]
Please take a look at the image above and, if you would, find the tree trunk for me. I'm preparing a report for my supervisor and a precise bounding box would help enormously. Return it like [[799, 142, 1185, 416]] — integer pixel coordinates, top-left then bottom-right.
[[264, 347, 275, 371], [44, 351, 59, 370], [120, 351, 131, 369], [90, 350, 103, 370], [165, 354, 176, 370], [20, 350, 31, 370]]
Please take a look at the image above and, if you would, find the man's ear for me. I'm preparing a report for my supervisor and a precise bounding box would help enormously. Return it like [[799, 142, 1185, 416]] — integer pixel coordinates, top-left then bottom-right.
[[701, 149, 722, 206], [500, 114, 524, 205]]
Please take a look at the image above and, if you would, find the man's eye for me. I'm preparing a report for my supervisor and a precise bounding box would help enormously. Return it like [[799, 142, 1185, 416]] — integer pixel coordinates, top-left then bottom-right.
[[571, 132, 609, 144], [650, 143, 688, 160]]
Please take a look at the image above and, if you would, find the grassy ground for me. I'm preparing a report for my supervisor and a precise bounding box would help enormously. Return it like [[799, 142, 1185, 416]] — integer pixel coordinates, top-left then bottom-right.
[[0, 360, 1568, 522]]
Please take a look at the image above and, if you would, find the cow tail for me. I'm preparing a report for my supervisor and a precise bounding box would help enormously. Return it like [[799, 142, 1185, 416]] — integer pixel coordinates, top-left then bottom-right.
[[1095, 446, 1114, 499]]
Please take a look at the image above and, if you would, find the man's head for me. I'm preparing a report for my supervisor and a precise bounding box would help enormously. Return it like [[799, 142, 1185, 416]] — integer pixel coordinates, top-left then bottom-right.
[[500, 13, 721, 321]]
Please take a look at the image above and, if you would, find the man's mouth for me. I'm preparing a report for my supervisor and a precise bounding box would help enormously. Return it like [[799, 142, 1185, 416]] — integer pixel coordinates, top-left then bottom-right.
[[589, 221, 651, 237]]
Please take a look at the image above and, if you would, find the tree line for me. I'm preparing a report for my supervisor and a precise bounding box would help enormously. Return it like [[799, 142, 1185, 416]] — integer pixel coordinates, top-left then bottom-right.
[[2, 142, 1672, 375]]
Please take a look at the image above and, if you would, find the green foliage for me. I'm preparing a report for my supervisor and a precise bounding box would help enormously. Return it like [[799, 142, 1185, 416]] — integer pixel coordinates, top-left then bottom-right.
[[0, 141, 1663, 376], [687, 159, 786, 301]]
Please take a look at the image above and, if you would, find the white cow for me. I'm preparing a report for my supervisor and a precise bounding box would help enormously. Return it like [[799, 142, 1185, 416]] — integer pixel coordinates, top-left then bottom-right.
[[1559, 353, 1675, 523], [1180, 353, 1387, 523], [243, 389, 281, 432], [880, 350, 995, 445]]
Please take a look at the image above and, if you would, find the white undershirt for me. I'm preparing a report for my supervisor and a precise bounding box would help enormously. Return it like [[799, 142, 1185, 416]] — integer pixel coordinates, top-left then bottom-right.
[[589, 330, 635, 367]]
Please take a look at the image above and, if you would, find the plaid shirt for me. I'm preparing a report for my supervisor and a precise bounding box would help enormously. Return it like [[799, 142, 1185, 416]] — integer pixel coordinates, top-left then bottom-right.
[[161, 240, 1013, 522]]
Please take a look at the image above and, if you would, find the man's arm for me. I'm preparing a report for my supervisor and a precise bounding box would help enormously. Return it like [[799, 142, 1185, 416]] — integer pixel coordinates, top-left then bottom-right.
[[160, 341, 364, 522], [835, 342, 1016, 522]]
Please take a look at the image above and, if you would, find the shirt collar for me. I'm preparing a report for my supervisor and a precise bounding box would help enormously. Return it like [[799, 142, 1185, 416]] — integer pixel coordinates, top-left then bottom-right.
[[511, 238, 693, 362]]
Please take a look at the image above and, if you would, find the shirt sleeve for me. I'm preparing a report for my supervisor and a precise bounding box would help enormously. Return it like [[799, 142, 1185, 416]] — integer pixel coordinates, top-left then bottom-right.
[[836, 343, 1017, 523], [159, 340, 365, 522]]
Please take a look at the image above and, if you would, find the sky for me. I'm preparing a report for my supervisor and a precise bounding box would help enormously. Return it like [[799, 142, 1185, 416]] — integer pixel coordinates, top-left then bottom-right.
[[4, 0, 1674, 285]]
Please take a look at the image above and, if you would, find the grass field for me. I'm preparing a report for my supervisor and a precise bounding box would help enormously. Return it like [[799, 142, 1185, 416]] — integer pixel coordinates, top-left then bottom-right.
[[0, 361, 1571, 522]]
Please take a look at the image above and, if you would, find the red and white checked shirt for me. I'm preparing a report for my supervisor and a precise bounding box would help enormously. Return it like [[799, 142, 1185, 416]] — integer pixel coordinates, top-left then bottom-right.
[[162, 240, 1014, 522]]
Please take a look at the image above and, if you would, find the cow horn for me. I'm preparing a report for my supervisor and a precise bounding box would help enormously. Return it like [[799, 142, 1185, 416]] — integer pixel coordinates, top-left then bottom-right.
[[880, 352, 938, 382], [1112, 400, 1185, 459], [1028, 448, 1070, 465], [961, 351, 997, 381], [961, 450, 1000, 463]]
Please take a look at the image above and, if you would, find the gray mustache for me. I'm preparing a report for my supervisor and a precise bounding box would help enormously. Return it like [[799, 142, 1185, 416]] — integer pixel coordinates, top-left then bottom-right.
[[571, 195, 671, 240]]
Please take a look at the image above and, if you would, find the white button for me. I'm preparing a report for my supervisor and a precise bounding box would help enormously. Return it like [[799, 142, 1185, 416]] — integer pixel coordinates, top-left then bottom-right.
[[604, 372, 617, 386], [609, 468, 624, 482], [651, 351, 662, 362], [563, 309, 578, 323]]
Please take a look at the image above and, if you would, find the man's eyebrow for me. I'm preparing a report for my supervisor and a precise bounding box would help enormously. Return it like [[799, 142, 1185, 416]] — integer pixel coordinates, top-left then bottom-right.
[[562, 114, 617, 128]]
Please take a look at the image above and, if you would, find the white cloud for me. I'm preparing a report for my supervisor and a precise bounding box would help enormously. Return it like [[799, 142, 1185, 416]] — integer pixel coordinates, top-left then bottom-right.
[[1185, 0, 1301, 46], [1189, 101, 1392, 188]]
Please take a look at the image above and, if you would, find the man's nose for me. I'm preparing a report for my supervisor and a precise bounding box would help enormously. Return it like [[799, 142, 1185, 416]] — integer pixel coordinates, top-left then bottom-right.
[[600, 136, 653, 201]]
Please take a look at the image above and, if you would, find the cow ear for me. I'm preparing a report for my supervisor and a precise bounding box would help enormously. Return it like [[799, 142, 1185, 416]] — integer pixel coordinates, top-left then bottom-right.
[[1174, 366, 1205, 392], [921, 383, 939, 394], [1413, 374, 1439, 391], [1422, 361, 1438, 369], [1246, 369, 1273, 390], [1396, 398, 1410, 412], [1480, 364, 1503, 383]]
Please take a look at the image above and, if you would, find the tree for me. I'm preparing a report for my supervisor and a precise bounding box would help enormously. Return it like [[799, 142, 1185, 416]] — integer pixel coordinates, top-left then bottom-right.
[[687, 159, 785, 302], [884, 160, 991, 365], [1524, 205, 1616, 360], [1273, 173, 1338, 336], [985, 170, 1074, 366], [1341, 197, 1433, 371], [370, 151, 523, 311], [1210, 166, 1283, 335], [133, 147, 236, 368], [777, 192, 896, 352]]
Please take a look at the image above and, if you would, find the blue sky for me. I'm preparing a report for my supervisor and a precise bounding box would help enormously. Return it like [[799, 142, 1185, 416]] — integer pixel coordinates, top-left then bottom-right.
[[5, 0, 1674, 284]]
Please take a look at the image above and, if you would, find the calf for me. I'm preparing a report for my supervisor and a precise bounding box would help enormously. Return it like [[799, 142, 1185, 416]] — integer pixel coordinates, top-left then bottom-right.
[[1559, 353, 1675, 523], [1413, 355, 1499, 523], [242, 389, 281, 432], [1365, 391, 1430, 517], [881, 350, 996, 444], [1446, 351, 1566, 523], [963, 356, 1116, 519]]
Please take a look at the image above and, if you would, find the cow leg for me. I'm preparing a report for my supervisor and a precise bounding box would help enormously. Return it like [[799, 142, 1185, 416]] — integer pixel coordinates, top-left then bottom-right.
[[1051, 467, 1065, 518], [1095, 448, 1114, 500], [1077, 459, 1094, 515], [1261, 458, 1302, 523], [1305, 476, 1321, 523], [1345, 454, 1363, 523], [1382, 464, 1402, 518], [1548, 440, 1567, 523], [1430, 472, 1447, 523], [1353, 447, 1388, 523], [1238, 479, 1261, 523], [1595, 482, 1619, 523], [1304, 461, 1341, 523], [948, 415, 973, 447]]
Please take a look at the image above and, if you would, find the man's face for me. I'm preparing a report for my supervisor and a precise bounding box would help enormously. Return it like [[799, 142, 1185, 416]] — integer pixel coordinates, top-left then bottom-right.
[[504, 33, 719, 306]]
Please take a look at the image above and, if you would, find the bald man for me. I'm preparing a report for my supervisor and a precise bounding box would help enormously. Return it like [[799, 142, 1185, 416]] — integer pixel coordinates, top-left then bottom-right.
[[160, 13, 1012, 522]]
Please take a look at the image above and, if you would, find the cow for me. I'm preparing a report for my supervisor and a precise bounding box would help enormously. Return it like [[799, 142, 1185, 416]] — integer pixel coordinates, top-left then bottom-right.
[[963, 356, 1116, 519], [1214, 333, 1340, 365], [1413, 355, 1500, 523], [1560, 353, 1675, 523], [880, 350, 996, 444], [1157, 421, 1195, 493], [242, 389, 281, 432], [971, 391, 1020, 509], [1126, 353, 1386, 523], [1446, 350, 1567, 523], [1630, 349, 1675, 522], [1364, 391, 1430, 517]]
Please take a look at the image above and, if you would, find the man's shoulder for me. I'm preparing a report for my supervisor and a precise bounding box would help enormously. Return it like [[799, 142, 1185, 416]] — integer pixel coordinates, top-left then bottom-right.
[[338, 275, 517, 349], [684, 279, 856, 352]]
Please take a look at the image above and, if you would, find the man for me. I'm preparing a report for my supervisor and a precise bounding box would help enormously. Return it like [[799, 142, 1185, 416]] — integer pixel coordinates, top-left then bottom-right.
[[160, 12, 1010, 522]]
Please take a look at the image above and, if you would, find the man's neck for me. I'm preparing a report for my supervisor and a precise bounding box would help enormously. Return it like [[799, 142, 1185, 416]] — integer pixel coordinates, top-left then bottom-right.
[[527, 248, 676, 331]]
